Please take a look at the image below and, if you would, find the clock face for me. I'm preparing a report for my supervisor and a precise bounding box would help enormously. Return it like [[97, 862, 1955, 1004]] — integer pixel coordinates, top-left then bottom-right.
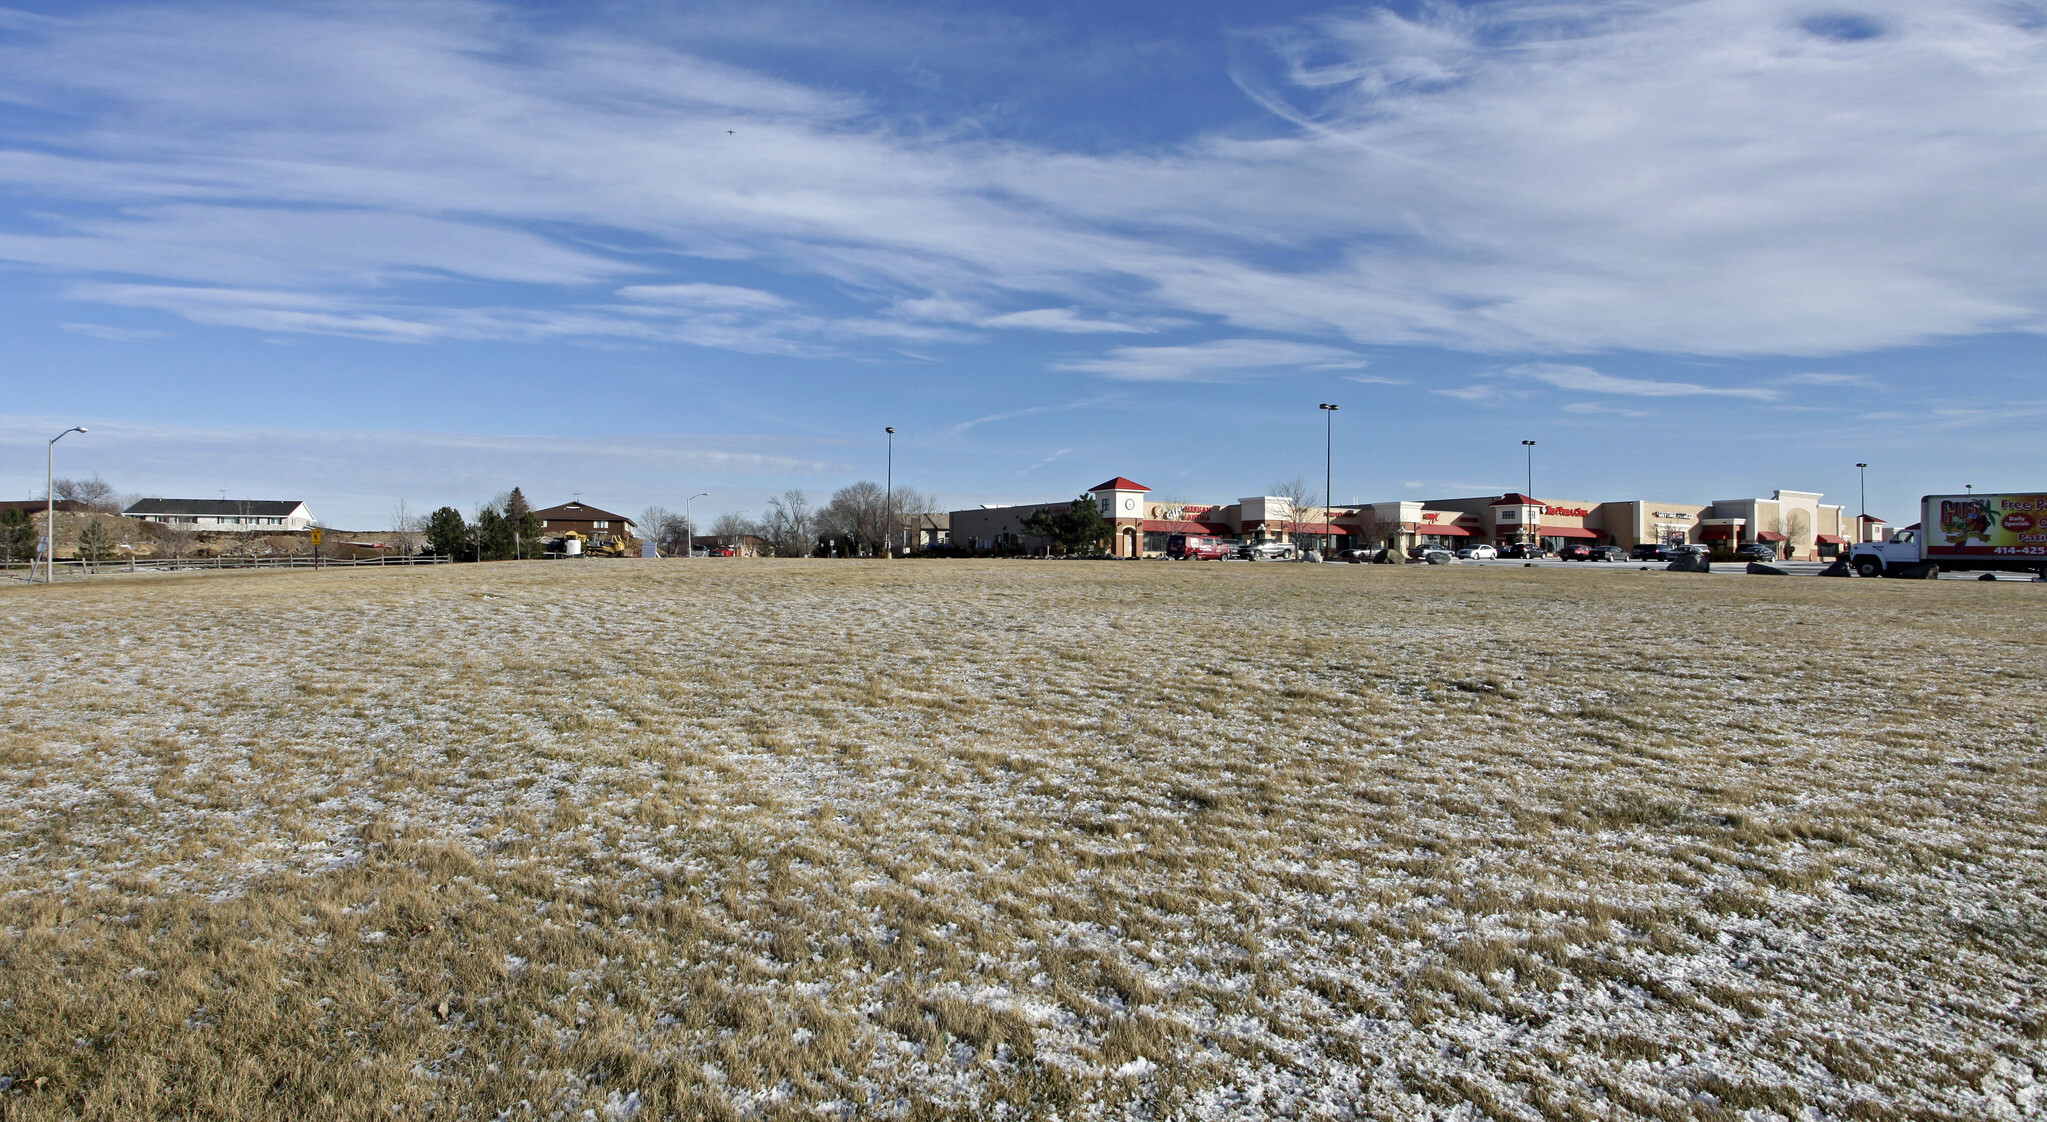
[[1123, 496, 1137, 512]]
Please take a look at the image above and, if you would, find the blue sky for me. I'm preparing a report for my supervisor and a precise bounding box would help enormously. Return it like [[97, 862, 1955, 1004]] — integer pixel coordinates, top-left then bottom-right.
[[2, 0, 2043, 528]]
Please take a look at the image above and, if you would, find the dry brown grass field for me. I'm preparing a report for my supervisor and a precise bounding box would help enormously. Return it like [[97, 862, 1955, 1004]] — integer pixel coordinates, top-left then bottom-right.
[[1, 560, 2042, 1120]]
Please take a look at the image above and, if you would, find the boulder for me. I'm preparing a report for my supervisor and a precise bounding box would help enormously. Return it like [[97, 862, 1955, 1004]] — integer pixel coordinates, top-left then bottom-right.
[[1897, 562, 1941, 580], [1818, 558, 1853, 577], [1665, 554, 1712, 573], [1745, 561, 1789, 576]]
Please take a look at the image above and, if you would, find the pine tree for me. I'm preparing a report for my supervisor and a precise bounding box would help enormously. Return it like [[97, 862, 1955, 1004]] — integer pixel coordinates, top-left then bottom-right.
[[505, 487, 541, 557], [425, 507, 468, 558], [477, 508, 515, 561], [1, 507, 35, 563]]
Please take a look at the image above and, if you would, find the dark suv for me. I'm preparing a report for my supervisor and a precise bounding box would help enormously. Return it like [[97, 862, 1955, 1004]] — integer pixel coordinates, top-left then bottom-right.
[[1632, 543, 1668, 560], [1556, 544, 1593, 561], [1734, 542, 1780, 562], [1501, 543, 1552, 559]]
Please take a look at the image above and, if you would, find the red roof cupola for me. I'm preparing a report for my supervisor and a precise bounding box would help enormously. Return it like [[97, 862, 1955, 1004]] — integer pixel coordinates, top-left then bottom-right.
[[1490, 492, 1541, 506], [1089, 477, 1150, 492]]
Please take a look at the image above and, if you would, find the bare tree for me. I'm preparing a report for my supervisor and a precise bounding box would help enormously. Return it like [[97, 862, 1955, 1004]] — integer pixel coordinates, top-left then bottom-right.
[[149, 520, 195, 565], [53, 475, 121, 513], [639, 506, 692, 555], [761, 490, 816, 557], [390, 500, 424, 556], [1267, 475, 1313, 543], [1787, 509, 1813, 561], [886, 486, 938, 554], [819, 481, 888, 556], [709, 511, 759, 551]]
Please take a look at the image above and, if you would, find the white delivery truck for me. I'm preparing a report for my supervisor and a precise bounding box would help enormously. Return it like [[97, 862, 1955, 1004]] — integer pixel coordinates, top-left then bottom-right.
[[1850, 493, 2047, 578]]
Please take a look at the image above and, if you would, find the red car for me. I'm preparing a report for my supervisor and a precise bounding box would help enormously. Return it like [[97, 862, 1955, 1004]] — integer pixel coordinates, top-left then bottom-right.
[[1556, 544, 1593, 561], [1168, 533, 1235, 560]]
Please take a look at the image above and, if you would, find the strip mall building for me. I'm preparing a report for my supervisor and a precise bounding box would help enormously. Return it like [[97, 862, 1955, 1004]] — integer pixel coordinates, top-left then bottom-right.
[[950, 478, 1862, 560]]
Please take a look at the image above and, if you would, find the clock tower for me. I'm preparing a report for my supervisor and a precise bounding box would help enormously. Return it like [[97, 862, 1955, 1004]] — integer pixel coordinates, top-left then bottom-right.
[[1089, 476, 1150, 558]]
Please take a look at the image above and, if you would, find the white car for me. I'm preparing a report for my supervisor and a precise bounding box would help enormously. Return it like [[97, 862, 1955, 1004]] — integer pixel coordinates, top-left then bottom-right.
[[1456, 545, 1498, 560], [1244, 541, 1299, 561]]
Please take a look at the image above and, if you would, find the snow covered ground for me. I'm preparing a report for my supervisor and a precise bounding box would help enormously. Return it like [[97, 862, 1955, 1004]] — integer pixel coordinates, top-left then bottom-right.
[[1, 560, 2041, 1119]]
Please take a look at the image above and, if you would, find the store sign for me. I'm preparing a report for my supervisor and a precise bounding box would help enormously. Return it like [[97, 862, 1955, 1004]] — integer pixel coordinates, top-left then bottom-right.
[[1543, 506, 1590, 517], [1155, 505, 1214, 522], [1652, 511, 1693, 520]]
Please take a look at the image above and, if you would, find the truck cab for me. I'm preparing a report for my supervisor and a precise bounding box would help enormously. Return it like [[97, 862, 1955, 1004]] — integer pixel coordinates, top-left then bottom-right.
[[1850, 528, 1921, 577]]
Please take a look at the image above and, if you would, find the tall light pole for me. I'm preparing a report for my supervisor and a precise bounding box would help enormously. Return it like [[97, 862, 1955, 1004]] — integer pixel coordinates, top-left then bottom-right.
[[884, 427, 896, 558], [684, 492, 709, 558], [1521, 440, 1537, 546], [1856, 463, 1868, 542], [46, 426, 86, 583], [1319, 404, 1339, 554]]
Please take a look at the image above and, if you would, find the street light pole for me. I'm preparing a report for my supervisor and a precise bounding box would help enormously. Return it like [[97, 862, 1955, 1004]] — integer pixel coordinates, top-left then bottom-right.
[[46, 426, 86, 583], [684, 492, 709, 558], [1856, 463, 1868, 542], [1521, 440, 1538, 546], [1319, 404, 1339, 554], [885, 427, 896, 558]]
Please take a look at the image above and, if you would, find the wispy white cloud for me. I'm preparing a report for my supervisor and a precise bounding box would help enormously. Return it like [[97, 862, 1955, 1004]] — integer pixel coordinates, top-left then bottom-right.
[[1776, 372, 1885, 389], [1562, 401, 1654, 417], [1056, 338, 1370, 381], [1505, 363, 1778, 400], [0, 0, 2041, 364], [943, 396, 1120, 439], [60, 322, 166, 341], [979, 307, 1164, 334]]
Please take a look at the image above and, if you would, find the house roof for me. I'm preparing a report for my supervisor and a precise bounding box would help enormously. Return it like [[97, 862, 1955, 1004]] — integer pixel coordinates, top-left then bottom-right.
[[126, 498, 305, 516], [1089, 477, 1150, 493], [1489, 492, 1541, 506], [532, 501, 634, 525]]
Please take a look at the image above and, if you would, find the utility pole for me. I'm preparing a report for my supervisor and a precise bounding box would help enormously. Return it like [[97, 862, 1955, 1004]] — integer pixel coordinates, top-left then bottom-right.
[[1319, 404, 1339, 554], [46, 427, 86, 583], [885, 427, 896, 558]]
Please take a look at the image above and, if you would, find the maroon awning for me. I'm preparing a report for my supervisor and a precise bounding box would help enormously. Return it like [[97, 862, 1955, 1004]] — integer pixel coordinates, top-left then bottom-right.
[[1538, 525, 1598, 539], [1815, 534, 1848, 544], [1757, 531, 1787, 541], [1415, 523, 1472, 536]]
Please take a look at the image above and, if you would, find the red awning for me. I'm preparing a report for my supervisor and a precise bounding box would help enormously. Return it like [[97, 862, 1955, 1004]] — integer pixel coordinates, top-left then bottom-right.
[[1142, 520, 1233, 535], [1815, 534, 1849, 544], [1415, 523, 1472, 537], [1290, 522, 1347, 535], [1538, 525, 1598, 539], [1756, 531, 1787, 541]]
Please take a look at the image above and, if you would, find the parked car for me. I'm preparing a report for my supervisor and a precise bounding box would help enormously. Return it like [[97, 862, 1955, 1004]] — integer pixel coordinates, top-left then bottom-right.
[[1556, 544, 1593, 561], [1631, 543, 1667, 560], [1168, 533, 1236, 560], [1587, 545, 1630, 562], [1456, 544, 1498, 560], [1665, 544, 1711, 560], [1243, 541, 1299, 561], [1501, 543, 1551, 559], [1335, 548, 1376, 563], [1421, 549, 1457, 564], [1734, 542, 1779, 562]]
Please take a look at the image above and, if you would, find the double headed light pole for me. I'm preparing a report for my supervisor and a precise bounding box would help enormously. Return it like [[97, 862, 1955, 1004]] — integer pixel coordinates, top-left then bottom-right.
[[46, 426, 87, 583], [1318, 404, 1339, 553], [884, 427, 895, 558]]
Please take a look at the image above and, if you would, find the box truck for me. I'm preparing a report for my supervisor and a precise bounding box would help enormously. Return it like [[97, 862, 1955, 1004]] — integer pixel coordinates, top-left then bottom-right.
[[1849, 493, 2047, 578]]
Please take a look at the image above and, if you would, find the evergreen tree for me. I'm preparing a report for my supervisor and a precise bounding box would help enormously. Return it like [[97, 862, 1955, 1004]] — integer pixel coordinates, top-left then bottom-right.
[[76, 517, 116, 569], [505, 487, 541, 557], [424, 506, 468, 558], [1, 507, 36, 563], [477, 507, 515, 561], [1022, 494, 1112, 555]]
